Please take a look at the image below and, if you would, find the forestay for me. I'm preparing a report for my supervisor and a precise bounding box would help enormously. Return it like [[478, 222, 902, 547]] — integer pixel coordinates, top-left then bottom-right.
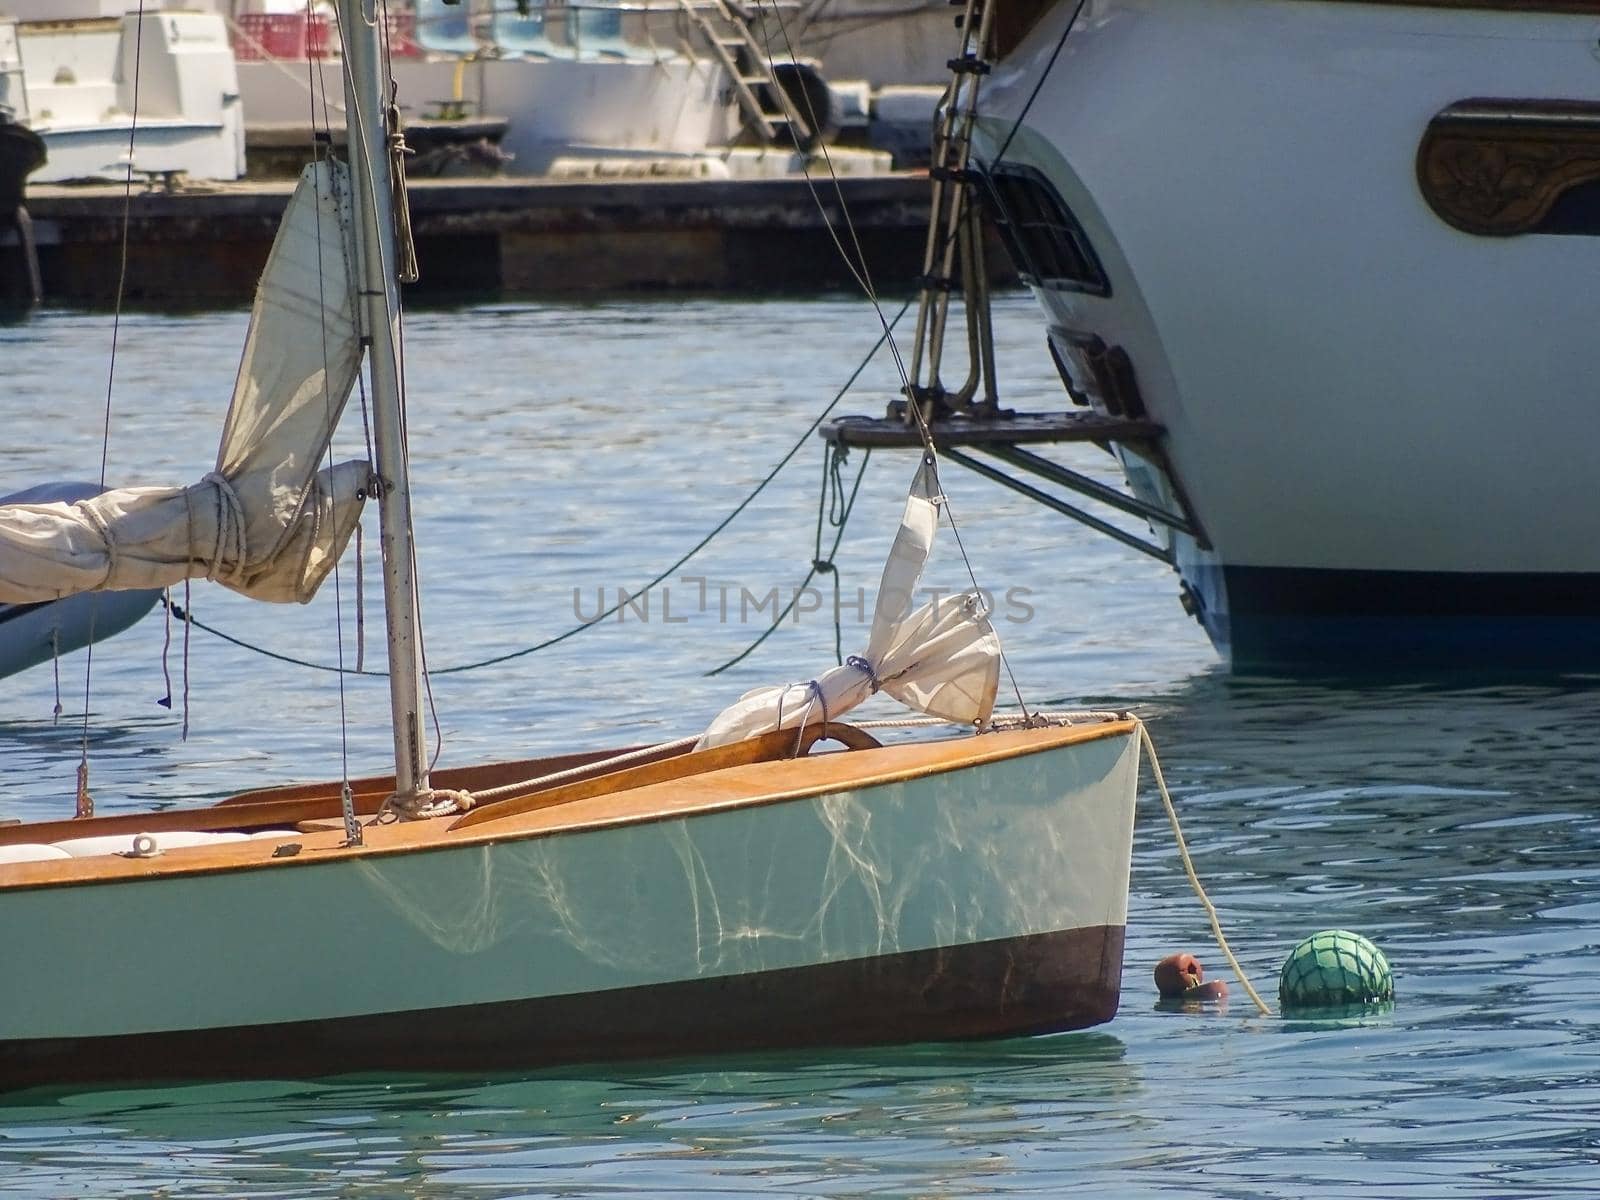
[[699, 460, 1001, 748], [0, 161, 368, 606]]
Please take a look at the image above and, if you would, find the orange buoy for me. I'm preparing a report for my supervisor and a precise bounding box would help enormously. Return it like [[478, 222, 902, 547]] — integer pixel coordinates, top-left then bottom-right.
[[1154, 951, 1229, 1001]]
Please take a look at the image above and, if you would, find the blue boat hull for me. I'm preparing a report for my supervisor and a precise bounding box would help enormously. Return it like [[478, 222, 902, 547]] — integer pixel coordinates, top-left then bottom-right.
[[1187, 564, 1600, 675], [0, 482, 161, 682], [0, 591, 161, 681]]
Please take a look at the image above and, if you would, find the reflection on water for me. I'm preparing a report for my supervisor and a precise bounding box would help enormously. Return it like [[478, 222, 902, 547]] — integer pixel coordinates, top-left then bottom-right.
[[2, 302, 1599, 1197]]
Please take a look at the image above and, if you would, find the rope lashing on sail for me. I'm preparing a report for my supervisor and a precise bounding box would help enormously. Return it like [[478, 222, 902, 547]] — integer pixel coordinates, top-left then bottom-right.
[[698, 460, 1001, 748], [197, 471, 248, 586], [776, 679, 832, 756], [845, 654, 879, 691]]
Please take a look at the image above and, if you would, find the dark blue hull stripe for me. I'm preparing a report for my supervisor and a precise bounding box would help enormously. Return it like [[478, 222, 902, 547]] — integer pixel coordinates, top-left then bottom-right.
[[1213, 567, 1600, 672]]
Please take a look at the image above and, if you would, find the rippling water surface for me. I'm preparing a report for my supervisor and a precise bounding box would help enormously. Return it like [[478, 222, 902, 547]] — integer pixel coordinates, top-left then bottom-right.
[[1, 296, 1597, 1197]]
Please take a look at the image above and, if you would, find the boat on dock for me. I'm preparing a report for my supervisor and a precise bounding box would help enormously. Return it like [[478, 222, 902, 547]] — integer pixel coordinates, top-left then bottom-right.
[[0, 0, 1140, 1091], [0, 2, 244, 184], [222, 0, 879, 179], [861, 0, 1600, 673]]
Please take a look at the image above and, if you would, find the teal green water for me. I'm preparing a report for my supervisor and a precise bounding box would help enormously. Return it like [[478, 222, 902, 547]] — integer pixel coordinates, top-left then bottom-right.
[[2, 299, 1598, 1197]]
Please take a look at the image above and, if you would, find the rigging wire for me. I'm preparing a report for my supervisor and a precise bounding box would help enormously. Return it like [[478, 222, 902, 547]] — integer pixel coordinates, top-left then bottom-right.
[[158, 295, 912, 678], [308, 0, 360, 828], [757, 0, 1032, 715], [706, 444, 872, 676], [989, 0, 1088, 171], [75, 0, 149, 816], [142, 3, 1091, 700], [751, 5, 879, 301]]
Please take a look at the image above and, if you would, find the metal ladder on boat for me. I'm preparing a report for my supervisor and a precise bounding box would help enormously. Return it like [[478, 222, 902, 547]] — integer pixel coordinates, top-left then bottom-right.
[[822, 0, 1210, 572], [677, 0, 813, 148], [897, 0, 1000, 425]]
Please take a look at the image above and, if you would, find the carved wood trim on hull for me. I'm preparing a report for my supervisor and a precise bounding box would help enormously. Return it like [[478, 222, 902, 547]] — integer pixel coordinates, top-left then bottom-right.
[[1417, 99, 1600, 236]]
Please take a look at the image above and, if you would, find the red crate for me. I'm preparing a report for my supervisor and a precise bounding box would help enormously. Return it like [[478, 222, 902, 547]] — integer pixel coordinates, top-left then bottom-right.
[[233, 12, 333, 61], [306, 14, 333, 59], [384, 12, 421, 59]]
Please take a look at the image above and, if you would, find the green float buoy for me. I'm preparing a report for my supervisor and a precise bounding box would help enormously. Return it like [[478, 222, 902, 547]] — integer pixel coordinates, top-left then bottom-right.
[[1279, 929, 1393, 1011]]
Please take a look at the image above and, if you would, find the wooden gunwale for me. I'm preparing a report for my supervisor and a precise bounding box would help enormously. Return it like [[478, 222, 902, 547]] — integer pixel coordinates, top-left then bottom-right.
[[210, 743, 668, 806], [0, 743, 681, 849], [0, 719, 1135, 893]]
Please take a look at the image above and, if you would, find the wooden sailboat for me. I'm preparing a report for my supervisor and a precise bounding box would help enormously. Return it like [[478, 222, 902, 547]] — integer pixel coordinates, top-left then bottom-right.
[[0, 0, 1139, 1091]]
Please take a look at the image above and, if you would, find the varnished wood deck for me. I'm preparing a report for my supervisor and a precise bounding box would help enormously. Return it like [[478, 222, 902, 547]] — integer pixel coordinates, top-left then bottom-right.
[[0, 719, 1136, 892]]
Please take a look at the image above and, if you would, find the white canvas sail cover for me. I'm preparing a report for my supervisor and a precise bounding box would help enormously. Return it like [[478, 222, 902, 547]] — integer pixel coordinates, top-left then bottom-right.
[[698, 459, 1001, 749], [0, 162, 368, 606]]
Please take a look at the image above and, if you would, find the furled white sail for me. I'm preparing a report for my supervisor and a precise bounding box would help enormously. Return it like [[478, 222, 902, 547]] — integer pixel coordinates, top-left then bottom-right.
[[698, 459, 1001, 748], [0, 161, 368, 606]]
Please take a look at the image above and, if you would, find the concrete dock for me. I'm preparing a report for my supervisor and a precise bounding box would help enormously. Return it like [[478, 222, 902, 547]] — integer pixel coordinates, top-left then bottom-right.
[[5, 172, 951, 306]]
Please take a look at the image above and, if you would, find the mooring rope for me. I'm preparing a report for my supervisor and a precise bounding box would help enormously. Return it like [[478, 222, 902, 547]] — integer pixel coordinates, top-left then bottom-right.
[[1136, 719, 1271, 1015], [467, 734, 704, 805]]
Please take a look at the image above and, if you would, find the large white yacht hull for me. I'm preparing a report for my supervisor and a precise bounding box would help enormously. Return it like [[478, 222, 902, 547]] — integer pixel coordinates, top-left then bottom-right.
[[973, 0, 1600, 671]]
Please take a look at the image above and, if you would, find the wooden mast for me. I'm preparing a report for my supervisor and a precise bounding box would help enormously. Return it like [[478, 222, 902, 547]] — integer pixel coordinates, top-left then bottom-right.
[[337, 0, 429, 801]]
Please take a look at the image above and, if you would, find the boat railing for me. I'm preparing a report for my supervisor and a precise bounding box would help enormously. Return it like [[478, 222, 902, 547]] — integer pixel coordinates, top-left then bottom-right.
[[229, 1, 799, 66]]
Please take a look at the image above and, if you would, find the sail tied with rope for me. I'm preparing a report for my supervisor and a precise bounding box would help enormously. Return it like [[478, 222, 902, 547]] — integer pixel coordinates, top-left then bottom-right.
[[0, 161, 367, 607], [698, 459, 1001, 748]]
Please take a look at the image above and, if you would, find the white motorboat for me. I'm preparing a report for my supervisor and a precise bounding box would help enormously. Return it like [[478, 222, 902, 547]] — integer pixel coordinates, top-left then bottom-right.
[[0, 2, 244, 184], [224, 0, 864, 178]]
